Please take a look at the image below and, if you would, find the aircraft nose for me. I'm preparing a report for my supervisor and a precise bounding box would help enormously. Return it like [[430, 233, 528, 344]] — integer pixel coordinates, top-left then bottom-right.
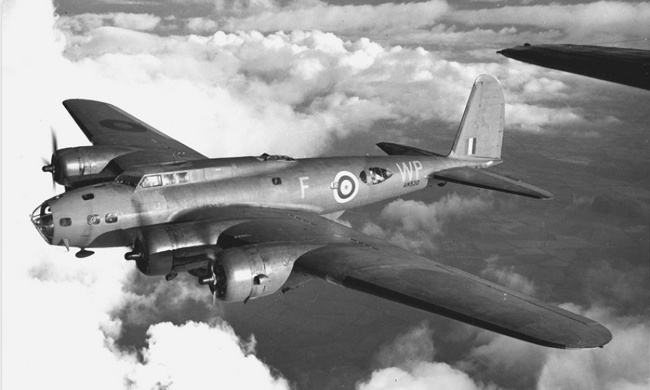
[[30, 201, 54, 244]]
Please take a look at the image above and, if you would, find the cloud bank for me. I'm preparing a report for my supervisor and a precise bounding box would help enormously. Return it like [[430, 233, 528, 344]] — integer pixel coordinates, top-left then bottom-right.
[[358, 323, 495, 390], [3, 0, 648, 389], [127, 321, 290, 390], [358, 310, 649, 390], [362, 194, 492, 254], [2, 1, 291, 389]]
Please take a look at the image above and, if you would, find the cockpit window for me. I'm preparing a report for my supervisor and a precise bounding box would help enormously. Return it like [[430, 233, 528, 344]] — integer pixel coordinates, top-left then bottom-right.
[[121, 171, 189, 189], [115, 175, 141, 187], [360, 167, 393, 185], [141, 175, 162, 188], [162, 173, 175, 186]]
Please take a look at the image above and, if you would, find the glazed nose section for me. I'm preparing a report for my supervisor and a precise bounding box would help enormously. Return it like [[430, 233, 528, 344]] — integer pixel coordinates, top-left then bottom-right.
[[31, 202, 54, 244]]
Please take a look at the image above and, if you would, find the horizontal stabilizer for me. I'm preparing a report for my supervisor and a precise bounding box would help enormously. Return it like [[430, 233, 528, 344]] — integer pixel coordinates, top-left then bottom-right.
[[433, 167, 552, 199], [376, 142, 445, 157]]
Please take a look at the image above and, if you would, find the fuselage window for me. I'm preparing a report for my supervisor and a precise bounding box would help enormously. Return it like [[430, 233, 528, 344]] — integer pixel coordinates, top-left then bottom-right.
[[161, 172, 189, 186], [141, 175, 162, 188], [59, 218, 72, 227], [87, 214, 101, 225], [105, 213, 118, 224], [362, 168, 393, 185], [272, 177, 282, 185], [176, 172, 189, 184], [82, 193, 94, 201]]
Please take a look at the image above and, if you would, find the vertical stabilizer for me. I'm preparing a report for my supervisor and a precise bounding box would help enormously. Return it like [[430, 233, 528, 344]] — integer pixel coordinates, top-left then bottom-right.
[[449, 75, 504, 159]]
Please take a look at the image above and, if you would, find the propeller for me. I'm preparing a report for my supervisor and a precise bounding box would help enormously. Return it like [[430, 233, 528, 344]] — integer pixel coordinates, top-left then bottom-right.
[[41, 127, 58, 188], [198, 271, 219, 306]]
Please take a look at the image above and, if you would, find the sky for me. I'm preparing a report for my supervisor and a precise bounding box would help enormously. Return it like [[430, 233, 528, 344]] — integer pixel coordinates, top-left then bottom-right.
[[1, 0, 649, 389]]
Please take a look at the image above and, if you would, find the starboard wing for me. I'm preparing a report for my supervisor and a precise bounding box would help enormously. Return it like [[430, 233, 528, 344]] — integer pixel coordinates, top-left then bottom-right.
[[63, 99, 207, 168], [199, 207, 611, 349]]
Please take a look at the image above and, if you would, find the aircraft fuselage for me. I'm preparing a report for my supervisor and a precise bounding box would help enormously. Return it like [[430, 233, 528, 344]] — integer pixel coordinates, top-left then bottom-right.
[[32, 154, 497, 250]]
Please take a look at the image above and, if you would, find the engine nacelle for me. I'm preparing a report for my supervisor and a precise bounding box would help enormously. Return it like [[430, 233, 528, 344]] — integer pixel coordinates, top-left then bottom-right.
[[48, 145, 137, 187], [127, 225, 217, 276], [212, 244, 318, 303]]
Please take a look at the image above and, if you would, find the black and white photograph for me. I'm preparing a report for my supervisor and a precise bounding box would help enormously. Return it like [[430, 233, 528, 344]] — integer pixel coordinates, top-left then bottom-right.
[[2, 1, 649, 389]]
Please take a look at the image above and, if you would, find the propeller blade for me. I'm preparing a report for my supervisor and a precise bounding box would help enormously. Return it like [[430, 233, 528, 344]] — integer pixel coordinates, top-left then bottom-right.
[[50, 126, 58, 153], [42, 126, 59, 189]]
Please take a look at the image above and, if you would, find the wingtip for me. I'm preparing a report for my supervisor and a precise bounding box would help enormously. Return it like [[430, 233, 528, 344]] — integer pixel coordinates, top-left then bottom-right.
[[565, 322, 613, 349]]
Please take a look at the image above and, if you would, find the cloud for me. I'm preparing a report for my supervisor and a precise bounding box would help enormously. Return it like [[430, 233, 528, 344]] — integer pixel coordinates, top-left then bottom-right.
[[186, 16, 219, 34], [537, 304, 649, 390], [357, 323, 496, 390], [4, 1, 647, 389], [448, 1, 650, 44], [48, 22, 487, 156], [58, 12, 162, 32], [374, 322, 436, 370], [0, 1, 290, 389], [506, 103, 583, 132], [357, 305, 648, 390], [216, 0, 450, 36], [480, 255, 536, 295], [362, 193, 492, 254], [459, 304, 650, 390], [127, 322, 291, 390], [358, 364, 492, 390], [42, 3, 612, 146]]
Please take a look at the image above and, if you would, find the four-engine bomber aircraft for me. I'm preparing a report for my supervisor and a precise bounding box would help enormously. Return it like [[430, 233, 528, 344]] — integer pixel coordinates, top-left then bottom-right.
[[32, 75, 612, 349]]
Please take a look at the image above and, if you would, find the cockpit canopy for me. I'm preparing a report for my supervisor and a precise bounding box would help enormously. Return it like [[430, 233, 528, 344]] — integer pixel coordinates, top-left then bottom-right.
[[115, 170, 191, 189]]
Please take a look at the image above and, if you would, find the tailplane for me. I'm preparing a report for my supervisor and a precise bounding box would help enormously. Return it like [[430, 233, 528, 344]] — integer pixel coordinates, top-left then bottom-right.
[[449, 75, 504, 159], [376, 75, 552, 200]]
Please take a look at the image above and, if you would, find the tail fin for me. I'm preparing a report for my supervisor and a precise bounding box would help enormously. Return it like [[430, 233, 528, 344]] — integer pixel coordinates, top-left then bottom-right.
[[449, 75, 504, 159]]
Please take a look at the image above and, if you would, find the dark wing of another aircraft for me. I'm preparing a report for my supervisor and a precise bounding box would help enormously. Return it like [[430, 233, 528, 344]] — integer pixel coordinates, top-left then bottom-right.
[[63, 99, 207, 168], [498, 44, 650, 91], [194, 207, 612, 349]]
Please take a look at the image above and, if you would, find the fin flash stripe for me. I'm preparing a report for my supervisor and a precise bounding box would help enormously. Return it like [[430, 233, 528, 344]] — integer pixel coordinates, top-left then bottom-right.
[[467, 137, 477, 156]]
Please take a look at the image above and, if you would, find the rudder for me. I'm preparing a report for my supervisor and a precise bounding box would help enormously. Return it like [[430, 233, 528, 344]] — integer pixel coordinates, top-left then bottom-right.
[[449, 75, 504, 159]]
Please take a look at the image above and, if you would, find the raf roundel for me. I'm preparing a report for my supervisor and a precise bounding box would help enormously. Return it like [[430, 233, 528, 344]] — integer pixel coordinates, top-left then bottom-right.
[[99, 119, 147, 133], [332, 171, 359, 203]]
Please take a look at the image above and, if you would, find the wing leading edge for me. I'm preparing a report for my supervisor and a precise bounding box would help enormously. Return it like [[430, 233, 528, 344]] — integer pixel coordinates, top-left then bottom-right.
[[206, 207, 612, 349], [498, 44, 650, 91]]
